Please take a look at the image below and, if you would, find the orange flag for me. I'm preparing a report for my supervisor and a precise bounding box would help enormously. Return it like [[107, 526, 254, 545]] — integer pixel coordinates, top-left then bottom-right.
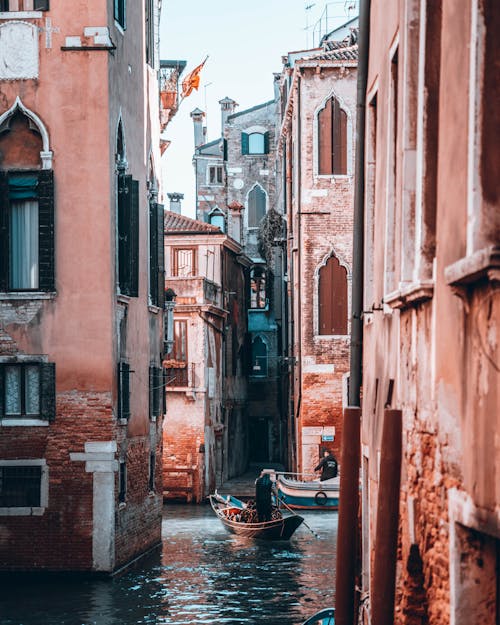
[[181, 57, 207, 98]]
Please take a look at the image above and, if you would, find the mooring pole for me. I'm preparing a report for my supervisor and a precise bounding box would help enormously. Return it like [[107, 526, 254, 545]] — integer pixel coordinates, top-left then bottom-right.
[[371, 408, 402, 625], [335, 406, 361, 625]]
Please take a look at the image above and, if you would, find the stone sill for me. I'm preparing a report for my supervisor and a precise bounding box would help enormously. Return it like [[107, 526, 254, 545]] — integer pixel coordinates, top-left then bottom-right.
[[384, 281, 434, 310], [0, 418, 49, 427], [148, 304, 161, 315], [0, 11, 42, 19], [117, 294, 131, 305], [0, 292, 55, 301], [0, 507, 45, 516], [444, 245, 500, 287]]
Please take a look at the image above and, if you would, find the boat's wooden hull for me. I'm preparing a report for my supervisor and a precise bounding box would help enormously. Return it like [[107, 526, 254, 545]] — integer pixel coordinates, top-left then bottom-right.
[[276, 475, 339, 510], [209, 496, 304, 540]]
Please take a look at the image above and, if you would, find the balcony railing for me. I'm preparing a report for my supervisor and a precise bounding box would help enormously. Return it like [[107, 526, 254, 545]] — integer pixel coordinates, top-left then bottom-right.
[[159, 60, 186, 131], [164, 362, 197, 389]]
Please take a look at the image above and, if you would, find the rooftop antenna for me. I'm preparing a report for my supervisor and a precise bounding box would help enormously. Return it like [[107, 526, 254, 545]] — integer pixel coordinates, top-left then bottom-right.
[[304, 2, 316, 48]]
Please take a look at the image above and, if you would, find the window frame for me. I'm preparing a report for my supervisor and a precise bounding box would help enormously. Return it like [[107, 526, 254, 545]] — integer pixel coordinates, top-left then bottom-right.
[[316, 95, 349, 177], [172, 247, 197, 277], [114, 0, 126, 30], [117, 361, 130, 421], [208, 165, 224, 186], [118, 459, 127, 503], [0, 0, 49, 10], [0, 459, 48, 516], [317, 253, 349, 336], [247, 184, 267, 229], [250, 336, 268, 377]]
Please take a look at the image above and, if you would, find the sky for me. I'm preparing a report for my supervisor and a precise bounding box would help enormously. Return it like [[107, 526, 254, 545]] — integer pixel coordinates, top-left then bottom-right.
[[159, 1, 358, 218]]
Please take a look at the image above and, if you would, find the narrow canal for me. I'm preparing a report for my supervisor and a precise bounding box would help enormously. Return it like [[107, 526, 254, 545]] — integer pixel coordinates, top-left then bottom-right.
[[0, 504, 337, 625]]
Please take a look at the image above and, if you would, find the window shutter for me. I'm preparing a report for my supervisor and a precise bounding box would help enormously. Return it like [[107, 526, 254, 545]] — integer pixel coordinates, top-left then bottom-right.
[[241, 132, 249, 155], [38, 170, 55, 292], [40, 362, 56, 422], [129, 179, 139, 297], [118, 174, 132, 295], [148, 365, 154, 418], [263, 131, 270, 154], [318, 99, 333, 175], [0, 365, 4, 417], [34, 0, 50, 9], [153, 366, 161, 418], [223, 139, 228, 161], [162, 368, 167, 416], [0, 172, 9, 292], [332, 99, 347, 175], [149, 201, 158, 306], [118, 362, 130, 420], [157, 203, 165, 309]]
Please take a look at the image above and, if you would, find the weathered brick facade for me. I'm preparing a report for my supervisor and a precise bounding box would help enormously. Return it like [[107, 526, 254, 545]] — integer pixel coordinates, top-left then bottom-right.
[[360, 0, 500, 622], [276, 28, 358, 473], [0, 1, 169, 573]]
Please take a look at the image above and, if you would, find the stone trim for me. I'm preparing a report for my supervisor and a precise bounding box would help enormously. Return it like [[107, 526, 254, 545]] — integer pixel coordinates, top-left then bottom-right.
[[0, 458, 48, 516], [444, 245, 500, 287], [384, 280, 434, 309]]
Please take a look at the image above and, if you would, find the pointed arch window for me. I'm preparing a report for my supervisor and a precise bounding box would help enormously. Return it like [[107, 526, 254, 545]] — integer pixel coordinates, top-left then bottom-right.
[[209, 207, 225, 232], [250, 266, 266, 309], [318, 254, 348, 335], [318, 96, 347, 175], [251, 336, 268, 377], [247, 185, 266, 228]]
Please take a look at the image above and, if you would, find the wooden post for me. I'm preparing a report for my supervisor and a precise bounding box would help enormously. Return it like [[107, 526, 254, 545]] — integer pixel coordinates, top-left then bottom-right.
[[335, 406, 361, 625], [371, 408, 402, 625]]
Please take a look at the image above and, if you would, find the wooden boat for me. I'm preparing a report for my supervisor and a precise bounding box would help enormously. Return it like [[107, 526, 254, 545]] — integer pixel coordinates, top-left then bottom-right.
[[209, 492, 304, 540], [264, 470, 340, 510]]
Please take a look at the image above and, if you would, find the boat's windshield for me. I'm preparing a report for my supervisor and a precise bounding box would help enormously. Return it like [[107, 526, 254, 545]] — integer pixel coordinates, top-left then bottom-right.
[[302, 608, 335, 625]]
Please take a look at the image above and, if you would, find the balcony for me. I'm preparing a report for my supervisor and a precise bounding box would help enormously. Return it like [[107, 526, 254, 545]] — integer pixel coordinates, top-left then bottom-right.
[[159, 60, 186, 131]]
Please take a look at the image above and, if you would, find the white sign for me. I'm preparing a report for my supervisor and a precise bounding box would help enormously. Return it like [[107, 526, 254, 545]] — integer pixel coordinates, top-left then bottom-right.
[[0, 22, 38, 80]]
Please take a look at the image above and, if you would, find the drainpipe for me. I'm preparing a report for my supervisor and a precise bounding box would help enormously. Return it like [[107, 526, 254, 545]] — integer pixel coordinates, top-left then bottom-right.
[[295, 73, 303, 472], [335, 1, 371, 624]]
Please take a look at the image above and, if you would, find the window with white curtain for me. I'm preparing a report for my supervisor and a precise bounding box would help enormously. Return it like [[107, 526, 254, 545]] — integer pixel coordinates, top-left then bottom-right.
[[9, 199, 39, 290]]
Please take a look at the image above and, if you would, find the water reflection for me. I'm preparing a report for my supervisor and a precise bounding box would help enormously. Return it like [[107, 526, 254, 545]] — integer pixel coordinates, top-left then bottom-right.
[[0, 504, 337, 625]]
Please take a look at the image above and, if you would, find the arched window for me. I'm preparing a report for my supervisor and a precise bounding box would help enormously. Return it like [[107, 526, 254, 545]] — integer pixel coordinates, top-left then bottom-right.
[[250, 266, 266, 309], [209, 207, 225, 232], [247, 185, 266, 227], [241, 131, 269, 155], [318, 254, 348, 335], [0, 99, 54, 292], [318, 96, 347, 175], [251, 336, 268, 377]]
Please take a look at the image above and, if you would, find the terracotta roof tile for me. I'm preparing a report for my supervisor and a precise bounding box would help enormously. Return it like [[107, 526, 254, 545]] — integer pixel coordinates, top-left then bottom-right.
[[164, 211, 221, 233]]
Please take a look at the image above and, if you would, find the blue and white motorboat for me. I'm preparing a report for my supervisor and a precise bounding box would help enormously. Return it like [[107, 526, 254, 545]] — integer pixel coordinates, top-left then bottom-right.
[[261, 469, 340, 510]]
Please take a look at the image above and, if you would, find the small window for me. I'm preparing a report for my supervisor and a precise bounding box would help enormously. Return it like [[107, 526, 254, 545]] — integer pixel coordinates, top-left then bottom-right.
[[318, 96, 348, 175], [118, 460, 127, 503], [208, 165, 223, 185], [250, 266, 266, 309], [114, 0, 126, 29], [247, 185, 266, 228], [149, 365, 162, 419], [166, 320, 189, 387], [241, 131, 269, 155], [0, 362, 55, 421], [209, 209, 225, 232], [251, 337, 268, 377], [172, 248, 196, 277], [0, 0, 50, 10], [0, 465, 41, 507], [117, 174, 139, 297]]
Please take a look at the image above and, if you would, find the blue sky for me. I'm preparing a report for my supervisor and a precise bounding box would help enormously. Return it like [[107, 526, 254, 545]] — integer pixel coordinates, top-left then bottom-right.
[[159, 1, 358, 216]]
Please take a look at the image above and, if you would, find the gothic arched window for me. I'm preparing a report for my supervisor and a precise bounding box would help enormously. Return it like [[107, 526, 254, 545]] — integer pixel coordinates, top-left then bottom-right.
[[318, 96, 347, 175], [248, 185, 266, 227], [318, 254, 348, 335]]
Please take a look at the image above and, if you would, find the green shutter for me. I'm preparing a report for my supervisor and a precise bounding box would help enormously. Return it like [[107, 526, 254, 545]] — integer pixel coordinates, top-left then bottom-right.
[[0, 172, 9, 292], [40, 362, 56, 422], [157, 203, 165, 309], [241, 132, 249, 155], [129, 179, 139, 297], [118, 362, 130, 420], [263, 131, 270, 154], [223, 139, 228, 161], [38, 170, 55, 292], [117, 174, 131, 294]]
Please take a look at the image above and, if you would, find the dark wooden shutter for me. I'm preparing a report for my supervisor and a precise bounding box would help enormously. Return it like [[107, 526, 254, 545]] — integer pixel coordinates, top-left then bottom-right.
[[333, 102, 348, 175], [319, 255, 347, 335], [0, 365, 4, 417], [318, 99, 333, 174], [149, 201, 158, 306], [118, 362, 130, 420], [38, 170, 55, 292], [162, 368, 167, 415], [129, 179, 139, 297], [118, 174, 132, 294], [34, 0, 50, 9], [223, 139, 228, 161], [148, 365, 154, 418], [153, 366, 161, 418], [263, 131, 270, 154], [0, 172, 9, 292], [157, 203, 165, 309], [241, 132, 249, 155], [40, 362, 56, 422]]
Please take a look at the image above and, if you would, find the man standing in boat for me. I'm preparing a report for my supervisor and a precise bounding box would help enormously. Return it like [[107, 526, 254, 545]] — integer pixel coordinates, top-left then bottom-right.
[[314, 448, 338, 482], [255, 472, 273, 521]]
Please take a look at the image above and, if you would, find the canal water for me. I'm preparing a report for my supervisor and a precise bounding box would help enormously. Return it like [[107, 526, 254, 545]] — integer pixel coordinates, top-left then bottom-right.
[[0, 504, 337, 625]]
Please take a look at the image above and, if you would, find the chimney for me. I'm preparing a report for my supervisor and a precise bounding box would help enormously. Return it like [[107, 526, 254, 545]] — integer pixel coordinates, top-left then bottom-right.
[[219, 97, 238, 133], [190, 108, 205, 148], [167, 192, 184, 214]]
